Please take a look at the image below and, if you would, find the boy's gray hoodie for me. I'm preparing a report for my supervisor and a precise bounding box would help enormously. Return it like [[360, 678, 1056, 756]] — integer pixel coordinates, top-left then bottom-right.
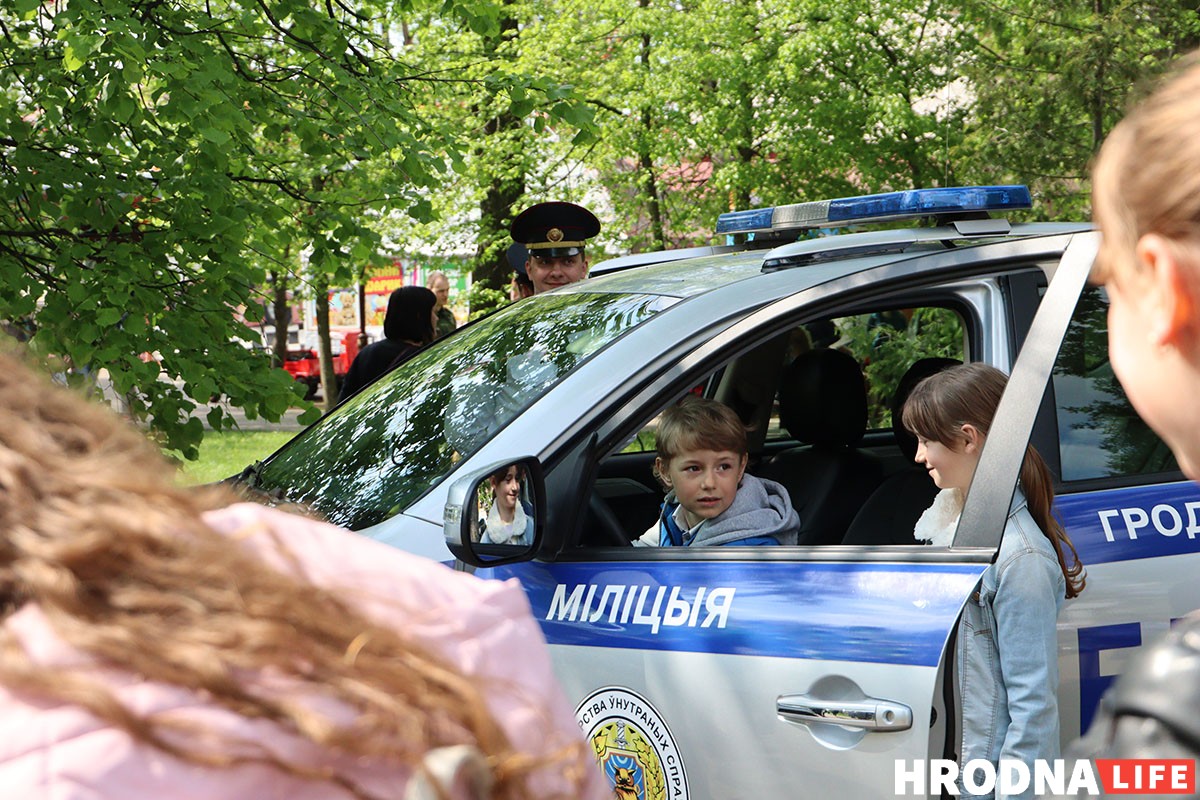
[[640, 473, 801, 546]]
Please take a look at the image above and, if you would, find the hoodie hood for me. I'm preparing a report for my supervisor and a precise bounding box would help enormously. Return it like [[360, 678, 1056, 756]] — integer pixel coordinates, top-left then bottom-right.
[[662, 473, 800, 546]]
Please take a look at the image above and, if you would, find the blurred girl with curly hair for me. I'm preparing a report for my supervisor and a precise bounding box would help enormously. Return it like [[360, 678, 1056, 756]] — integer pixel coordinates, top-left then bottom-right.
[[0, 350, 604, 800]]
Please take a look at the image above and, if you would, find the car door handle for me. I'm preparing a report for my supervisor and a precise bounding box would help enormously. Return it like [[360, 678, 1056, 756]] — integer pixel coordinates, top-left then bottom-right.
[[776, 693, 913, 731]]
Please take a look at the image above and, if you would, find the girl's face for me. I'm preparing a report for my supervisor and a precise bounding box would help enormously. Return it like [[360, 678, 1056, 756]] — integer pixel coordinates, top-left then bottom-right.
[[492, 467, 521, 513], [914, 430, 982, 493]]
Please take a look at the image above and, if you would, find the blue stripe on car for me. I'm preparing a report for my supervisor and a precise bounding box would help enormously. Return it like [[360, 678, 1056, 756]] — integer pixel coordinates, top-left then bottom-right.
[[487, 561, 985, 667]]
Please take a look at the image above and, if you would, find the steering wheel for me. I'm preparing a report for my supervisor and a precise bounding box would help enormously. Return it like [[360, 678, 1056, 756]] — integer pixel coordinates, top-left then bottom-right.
[[587, 491, 631, 547]]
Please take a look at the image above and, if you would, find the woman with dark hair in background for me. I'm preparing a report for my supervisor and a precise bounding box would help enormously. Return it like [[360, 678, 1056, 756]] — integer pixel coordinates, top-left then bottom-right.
[[339, 286, 437, 402]]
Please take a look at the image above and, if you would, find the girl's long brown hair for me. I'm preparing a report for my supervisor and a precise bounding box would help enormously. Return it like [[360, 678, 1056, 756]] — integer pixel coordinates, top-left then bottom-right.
[[902, 362, 1086, 598], [0, 350, 582, 799]]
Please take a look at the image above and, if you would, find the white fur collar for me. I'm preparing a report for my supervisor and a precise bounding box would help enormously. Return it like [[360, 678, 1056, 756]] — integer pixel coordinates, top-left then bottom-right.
[[485, 500, 527, 544], [913, 488, 963, 546]]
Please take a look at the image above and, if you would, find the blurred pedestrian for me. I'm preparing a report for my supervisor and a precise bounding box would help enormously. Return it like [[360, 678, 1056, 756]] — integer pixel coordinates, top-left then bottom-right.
[[510, 202, 600, 294], [0, 348, 605, 800], [339, 285, 436, 402], [426, 271, 456, 339]]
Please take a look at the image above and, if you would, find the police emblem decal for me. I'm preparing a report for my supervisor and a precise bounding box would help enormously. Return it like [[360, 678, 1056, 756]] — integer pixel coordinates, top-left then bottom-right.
[[575, 687, 689, 800], [546, 226, 564, 243]]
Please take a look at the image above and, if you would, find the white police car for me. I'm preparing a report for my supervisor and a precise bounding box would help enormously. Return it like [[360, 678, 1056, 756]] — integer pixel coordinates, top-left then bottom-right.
[[246, 187, 1200, 799]]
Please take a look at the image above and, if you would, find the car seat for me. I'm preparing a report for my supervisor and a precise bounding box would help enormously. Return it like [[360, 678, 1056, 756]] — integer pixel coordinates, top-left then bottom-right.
[[841, 357, 960, 545], [758, 348, 883, 546]]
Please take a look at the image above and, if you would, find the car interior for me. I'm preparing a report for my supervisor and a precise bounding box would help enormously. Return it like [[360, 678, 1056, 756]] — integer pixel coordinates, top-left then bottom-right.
[[581, 302, 971, 549]]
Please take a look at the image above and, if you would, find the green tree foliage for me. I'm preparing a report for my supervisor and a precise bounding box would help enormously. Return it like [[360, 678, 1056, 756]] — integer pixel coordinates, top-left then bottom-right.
[[956, 0, 1200, 218], [514, 0, 974, 253], [836, 308, 965, 429], [4, 0, 1198, 462], [0, 0, 570, 456], [0, 0, 422, 454], [523, 0, 1196, 249], [374, 0, 598, 290]]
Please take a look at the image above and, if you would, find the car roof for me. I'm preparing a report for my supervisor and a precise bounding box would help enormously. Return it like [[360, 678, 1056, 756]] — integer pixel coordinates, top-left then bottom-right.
[[575, 220, 1092, 301]]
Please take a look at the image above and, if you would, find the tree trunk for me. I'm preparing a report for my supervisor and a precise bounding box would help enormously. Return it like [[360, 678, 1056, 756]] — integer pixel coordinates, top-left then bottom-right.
[[269, 267, 290, 369], [475, 146, 525, 291], [472, 4, 525, 291], [315, 277, 337, 411], [638, 12, 666, 251]]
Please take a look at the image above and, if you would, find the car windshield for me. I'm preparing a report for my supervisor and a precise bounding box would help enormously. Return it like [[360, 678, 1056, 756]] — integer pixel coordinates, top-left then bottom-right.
[[252, 291, 672, 529]]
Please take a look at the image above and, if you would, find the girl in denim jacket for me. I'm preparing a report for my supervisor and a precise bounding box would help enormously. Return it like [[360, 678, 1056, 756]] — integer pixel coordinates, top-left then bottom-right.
[[904, 363, 1086, 800]]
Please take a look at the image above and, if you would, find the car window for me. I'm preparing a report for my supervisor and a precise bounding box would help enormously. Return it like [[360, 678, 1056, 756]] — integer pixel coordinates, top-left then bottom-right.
[[766, 306, 966, 437], [1053, 284, 1178, 482], [252, 291, 673, 529], [586, 297, 973, 548], [617, 306, 967, 453]]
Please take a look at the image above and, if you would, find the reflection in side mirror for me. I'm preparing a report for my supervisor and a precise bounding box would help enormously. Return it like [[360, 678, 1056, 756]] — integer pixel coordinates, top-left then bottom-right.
[[444, 457, 543, 567]]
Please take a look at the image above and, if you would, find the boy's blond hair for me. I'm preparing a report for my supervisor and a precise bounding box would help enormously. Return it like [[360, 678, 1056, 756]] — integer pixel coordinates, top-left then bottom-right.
[[1092, 51, 1200, 283], [655, 396, 748, 466]]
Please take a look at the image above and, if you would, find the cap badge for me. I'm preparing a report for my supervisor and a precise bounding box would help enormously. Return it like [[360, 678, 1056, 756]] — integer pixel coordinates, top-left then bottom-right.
[[546, 227, 564, 243]]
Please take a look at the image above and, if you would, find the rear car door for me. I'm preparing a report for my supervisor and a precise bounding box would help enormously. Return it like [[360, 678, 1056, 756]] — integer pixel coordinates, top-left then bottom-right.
[[476, 233, 1099, 799]]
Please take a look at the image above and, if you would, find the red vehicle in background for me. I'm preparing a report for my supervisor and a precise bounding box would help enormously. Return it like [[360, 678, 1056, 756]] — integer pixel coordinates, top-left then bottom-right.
[[282, 330, 361, 400]]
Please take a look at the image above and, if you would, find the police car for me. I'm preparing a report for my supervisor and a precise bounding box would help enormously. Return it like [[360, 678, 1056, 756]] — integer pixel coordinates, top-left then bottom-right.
[[245, 186, 1200, 799]]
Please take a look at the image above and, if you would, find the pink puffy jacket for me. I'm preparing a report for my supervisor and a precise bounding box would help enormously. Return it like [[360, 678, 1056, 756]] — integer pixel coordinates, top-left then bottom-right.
[[0, 503, 607, 800]]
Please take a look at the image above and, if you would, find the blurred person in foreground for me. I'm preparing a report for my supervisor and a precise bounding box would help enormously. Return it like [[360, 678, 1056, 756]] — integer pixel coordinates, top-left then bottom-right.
[[1092, 51, 1200, 481], [0, 349, 605, 800], [339, 285, 436, 402], [1071, 50, 1200, 785]]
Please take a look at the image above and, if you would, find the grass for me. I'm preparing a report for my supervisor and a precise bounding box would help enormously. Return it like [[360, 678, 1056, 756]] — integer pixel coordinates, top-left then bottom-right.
[[176, 430, 295, 486], [179, 423, 650, 487]]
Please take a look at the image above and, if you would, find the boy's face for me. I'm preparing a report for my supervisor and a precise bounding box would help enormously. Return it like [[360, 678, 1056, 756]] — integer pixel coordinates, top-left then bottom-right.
[[656, 448, 748, 528]]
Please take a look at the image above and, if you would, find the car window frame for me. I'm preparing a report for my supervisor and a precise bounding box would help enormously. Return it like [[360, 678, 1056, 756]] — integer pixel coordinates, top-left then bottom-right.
[[956, 232, 1099, 546], [534, 233, 1090, 562]]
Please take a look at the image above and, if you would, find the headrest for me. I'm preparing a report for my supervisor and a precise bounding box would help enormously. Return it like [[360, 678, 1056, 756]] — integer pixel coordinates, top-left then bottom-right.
[[778, 349, 867, 446], [891, 357, 961, 462]]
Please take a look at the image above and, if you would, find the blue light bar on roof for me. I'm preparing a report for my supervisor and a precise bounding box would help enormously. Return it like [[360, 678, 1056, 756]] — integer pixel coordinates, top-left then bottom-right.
[[715, 185, 1032, 235], [713, 207, 775, 234]]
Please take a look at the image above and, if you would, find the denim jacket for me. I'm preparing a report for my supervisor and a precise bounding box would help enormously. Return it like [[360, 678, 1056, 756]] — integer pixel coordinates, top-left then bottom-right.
[[957, 490, 1066, 800]]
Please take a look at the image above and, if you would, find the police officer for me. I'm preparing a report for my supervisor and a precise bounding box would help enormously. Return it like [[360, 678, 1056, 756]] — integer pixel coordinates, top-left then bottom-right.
[[510, 201, 601, 294]]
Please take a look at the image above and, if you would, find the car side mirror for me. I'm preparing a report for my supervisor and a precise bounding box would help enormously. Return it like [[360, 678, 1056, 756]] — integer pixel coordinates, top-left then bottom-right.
[[443, 457, 543, 567]]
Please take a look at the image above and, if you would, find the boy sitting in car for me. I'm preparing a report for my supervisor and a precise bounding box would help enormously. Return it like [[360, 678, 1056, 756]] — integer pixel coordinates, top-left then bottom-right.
[[635, 396, 800, 546]]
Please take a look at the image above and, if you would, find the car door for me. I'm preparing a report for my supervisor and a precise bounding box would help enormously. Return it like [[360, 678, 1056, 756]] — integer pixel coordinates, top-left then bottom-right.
[[474, 233, 1099, 799]]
